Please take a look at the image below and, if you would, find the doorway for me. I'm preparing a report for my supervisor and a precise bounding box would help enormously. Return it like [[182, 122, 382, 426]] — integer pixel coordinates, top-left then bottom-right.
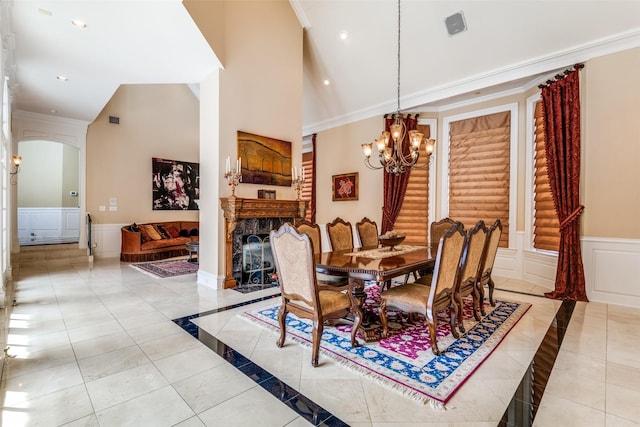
[[16, 140, 80, 246]]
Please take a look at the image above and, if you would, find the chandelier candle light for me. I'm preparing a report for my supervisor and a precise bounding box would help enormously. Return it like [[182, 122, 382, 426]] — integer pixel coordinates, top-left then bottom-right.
[[361, 0, 435, 175], [224, 156, 242, 196], [291, 166, 305, 200]]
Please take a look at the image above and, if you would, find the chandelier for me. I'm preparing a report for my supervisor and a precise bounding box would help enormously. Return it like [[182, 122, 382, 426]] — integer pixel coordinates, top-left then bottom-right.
[[362, 0, 435, 175]]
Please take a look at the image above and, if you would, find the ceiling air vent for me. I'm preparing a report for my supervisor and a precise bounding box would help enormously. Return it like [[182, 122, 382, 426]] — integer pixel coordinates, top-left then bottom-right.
[[108, 116, 120, 124], [445, 11, 467, 36]]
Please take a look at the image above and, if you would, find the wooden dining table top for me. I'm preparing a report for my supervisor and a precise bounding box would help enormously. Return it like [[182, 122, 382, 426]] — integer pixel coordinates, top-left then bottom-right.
[[314, 245, 435, 282]]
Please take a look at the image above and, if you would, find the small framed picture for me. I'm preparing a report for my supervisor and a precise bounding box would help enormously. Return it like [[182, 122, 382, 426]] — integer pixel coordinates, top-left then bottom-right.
[[332, 172, 358, 201], [258, 189, 276, 199]]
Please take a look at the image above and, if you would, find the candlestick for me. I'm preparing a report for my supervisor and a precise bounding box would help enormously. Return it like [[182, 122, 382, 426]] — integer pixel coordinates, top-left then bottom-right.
[[291, 165, 306, 200], [224, 155, 242, 196]]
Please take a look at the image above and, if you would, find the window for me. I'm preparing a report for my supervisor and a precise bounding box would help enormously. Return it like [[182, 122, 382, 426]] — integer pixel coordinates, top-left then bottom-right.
[[393, 123, 431, 245], [301, 151, 313, 222], [448, 110, 511, 248], [533, 101, 560, 252]]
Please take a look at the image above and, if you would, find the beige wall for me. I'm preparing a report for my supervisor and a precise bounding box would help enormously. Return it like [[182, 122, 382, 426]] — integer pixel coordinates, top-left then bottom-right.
[[583, 47, 640, 238], [18, 140, 79, 208], [315, 116, 384, 226], [86, 84, 199, 224]]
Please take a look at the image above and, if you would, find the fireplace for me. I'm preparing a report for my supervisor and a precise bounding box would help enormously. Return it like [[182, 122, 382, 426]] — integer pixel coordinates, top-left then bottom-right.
[[220, 197, 307, 288]]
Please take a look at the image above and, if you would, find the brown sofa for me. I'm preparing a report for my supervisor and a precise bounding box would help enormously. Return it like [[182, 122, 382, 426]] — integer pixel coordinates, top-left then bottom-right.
[[120, 221, 199, 262]]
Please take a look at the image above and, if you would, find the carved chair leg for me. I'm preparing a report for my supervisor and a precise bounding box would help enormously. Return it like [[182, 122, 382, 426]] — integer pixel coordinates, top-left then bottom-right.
[[477, 283, 487, 316], [488, 277, 496, 306], [311, 319, 324, 367], [449, 301, 459, 339], [471, 289, 481, 321], [455, 293, 466, 334], [277, 304, 288, 348], [379, 299, 390, 338], [427, 312, 440, 355], [350, 305, 363, 347]]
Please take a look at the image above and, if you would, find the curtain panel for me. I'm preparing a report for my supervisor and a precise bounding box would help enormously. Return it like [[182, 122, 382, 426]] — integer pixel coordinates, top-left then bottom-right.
[[541, 69, 588, 301]]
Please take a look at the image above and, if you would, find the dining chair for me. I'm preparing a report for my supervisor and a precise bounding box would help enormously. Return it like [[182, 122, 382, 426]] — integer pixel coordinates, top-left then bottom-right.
[[379, 222, 466, 355], [454, 220, 488, 332], [406, 217, 459, 285], [477, 218, 502, 314], [295, 220, 349, 286], [326, 217, 354, 251], [270, 223, 362, 367], [355, 217, 379, 248]]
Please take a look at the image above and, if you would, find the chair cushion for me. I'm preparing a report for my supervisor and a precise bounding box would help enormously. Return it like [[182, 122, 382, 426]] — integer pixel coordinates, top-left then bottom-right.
[[318, 290, 351, 315], [381, 283, 430, 313]]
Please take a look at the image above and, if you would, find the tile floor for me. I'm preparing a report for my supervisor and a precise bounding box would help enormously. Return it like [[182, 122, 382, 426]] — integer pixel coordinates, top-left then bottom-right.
[[1, 246, 639, 426]]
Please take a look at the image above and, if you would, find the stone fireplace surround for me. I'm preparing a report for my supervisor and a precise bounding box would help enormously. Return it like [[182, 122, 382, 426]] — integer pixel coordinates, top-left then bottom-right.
[[220, 197, 307, 289]]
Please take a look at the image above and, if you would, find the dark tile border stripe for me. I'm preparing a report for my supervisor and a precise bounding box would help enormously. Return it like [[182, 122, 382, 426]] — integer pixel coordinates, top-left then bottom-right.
[[173, 293, 349, 427]]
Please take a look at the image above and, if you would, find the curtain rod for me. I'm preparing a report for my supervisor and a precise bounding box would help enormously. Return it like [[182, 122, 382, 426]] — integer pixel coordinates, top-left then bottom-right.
[[538, 63, 584, 89]]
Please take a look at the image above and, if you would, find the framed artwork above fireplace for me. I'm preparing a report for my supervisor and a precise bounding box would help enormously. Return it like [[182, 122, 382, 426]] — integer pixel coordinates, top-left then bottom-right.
[[237, 131, 292, 186]]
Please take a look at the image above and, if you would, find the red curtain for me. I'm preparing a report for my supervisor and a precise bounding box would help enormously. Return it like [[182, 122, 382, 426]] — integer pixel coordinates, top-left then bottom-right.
[[311, 133, 317, 223], [541, 68, 588, 301], [381, 115, 417, 233]]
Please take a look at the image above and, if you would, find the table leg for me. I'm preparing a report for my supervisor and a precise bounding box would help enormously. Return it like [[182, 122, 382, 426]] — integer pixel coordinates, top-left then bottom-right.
[[350, 279, 380, 342]]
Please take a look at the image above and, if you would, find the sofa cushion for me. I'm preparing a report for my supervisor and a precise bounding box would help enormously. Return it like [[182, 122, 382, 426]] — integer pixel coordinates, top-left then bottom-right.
[[141, 237, 191, 250]]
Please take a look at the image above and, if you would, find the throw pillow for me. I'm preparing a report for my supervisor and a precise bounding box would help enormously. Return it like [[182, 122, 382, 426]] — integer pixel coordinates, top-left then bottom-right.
[[139, 226, 151, 243], [131, 223, 140, 232], [156, 225, 171, 239], [189, 228, 199, 237], [143, 224, 163, 241], [179, 229, 189, 238], [164, 224, 180, 238]]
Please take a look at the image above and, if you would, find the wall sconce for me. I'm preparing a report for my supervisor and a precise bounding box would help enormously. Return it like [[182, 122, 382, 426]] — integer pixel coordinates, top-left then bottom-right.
[[10, 155, 22, 175], [10, 155, 22, 184]]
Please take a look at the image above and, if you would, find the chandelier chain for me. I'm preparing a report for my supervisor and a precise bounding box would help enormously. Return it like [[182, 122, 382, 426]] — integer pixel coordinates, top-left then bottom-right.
[[396, 0, 401, 114]]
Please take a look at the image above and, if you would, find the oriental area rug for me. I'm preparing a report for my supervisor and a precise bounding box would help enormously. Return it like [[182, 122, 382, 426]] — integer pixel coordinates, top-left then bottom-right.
[[130, 258, 198, 278], [242, 285, 530, 405]]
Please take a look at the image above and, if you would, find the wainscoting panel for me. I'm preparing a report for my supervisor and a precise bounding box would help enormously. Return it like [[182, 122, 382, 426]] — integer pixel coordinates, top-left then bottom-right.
[[91, 223, 126, 259], [583, 237, 640, 307], [18, 208, 80, 246]]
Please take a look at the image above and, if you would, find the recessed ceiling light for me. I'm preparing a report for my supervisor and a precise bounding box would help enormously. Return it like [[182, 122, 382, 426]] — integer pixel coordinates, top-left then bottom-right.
[[323, 79, 330, 86], [71, 19, 87, 29], [56, 75, 69, 82], [50, 109, 57, 114], [339, 31, 349, 41]]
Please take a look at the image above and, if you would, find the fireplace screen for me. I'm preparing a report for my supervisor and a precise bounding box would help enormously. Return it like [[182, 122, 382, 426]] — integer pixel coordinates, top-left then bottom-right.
[[241, 234, 276, 285]]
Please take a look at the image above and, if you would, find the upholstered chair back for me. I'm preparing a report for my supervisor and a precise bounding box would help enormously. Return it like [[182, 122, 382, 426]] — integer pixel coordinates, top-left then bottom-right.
[[296, 220, 322, 255], [270, 223, 316, 306], [430, 217, 456, 249], [356, 217, 379, 248], [460, 220, 488, 285], [481, 219, 503, 278], [326, 217, 354, 251], [431, 222, 466, 297]]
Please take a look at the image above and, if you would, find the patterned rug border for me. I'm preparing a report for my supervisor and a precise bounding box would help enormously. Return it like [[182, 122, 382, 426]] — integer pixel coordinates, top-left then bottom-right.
[[241, 296, 531, 405], [130, 258, 198, 279]]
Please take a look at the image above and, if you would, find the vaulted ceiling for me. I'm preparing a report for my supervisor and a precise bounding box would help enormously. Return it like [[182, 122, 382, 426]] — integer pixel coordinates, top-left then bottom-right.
[[7, 1, 640, 136]]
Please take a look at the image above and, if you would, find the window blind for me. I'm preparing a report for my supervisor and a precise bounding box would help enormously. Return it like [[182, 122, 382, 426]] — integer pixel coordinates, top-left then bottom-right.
[[449, 111, 510, 248], [393, 124, 431, 245], [533, 101, 560, 252], [302, 151, 313, 222]]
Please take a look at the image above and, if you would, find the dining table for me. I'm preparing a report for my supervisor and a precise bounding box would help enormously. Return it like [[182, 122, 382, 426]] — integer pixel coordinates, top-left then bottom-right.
[[314, 245, 435, 341]]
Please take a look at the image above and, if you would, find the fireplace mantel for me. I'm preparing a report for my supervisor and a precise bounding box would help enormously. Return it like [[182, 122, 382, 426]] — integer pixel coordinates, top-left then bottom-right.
[[220, 196, 307, 288]]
